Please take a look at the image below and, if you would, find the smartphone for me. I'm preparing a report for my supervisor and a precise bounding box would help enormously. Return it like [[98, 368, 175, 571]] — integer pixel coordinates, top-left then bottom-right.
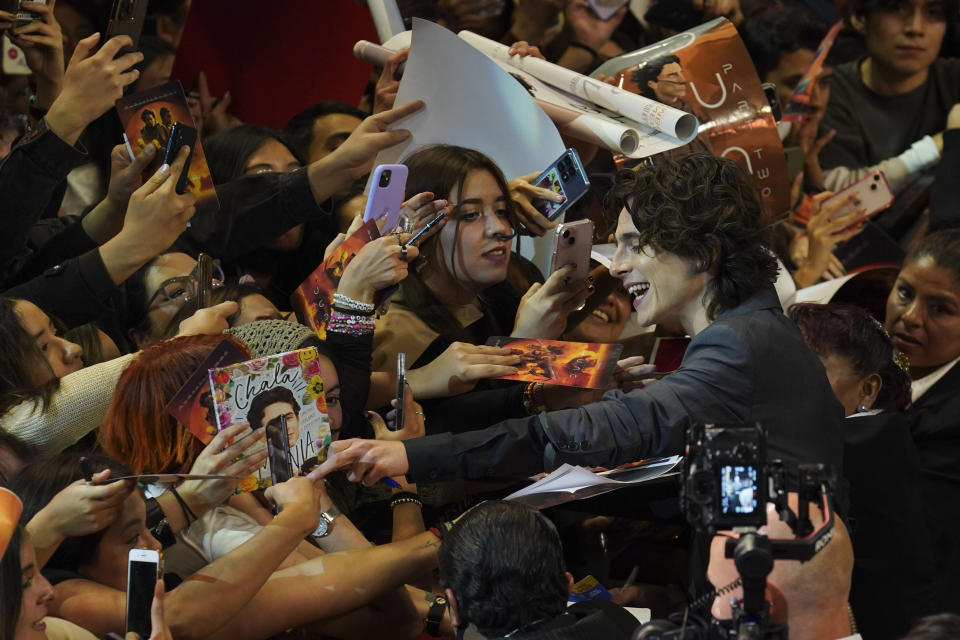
[[549, 219, 594, 285], [106, 0, 148, 54], [587, 0, 628, 20], [265, 414, 294, 486], [392, 352, 405, 432], [762, 83, 782, 122], [125, 548, 160, 639], [13, 0, 46, 28], [194, 253, 214, 310], [162, 122, 197, 195], [532, 149, 590, 222], [823, 170, 894, 229], [363, 164, 408, 232]]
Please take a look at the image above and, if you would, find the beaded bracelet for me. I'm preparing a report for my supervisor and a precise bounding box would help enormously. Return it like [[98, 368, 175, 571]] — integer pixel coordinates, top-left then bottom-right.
[[522, 382, 546, 415], [328, 310, 376, 336], [390, 491, 423, 509], [332, 293, 375, 314], [332, 303, 375, 317]]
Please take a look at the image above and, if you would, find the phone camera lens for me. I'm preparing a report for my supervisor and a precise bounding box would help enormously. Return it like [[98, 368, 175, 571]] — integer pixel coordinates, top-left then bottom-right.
[[562, 230, 570, 238], [568, 236, 575, 245], [870, 184, 877, 190], [379, 170, 391, 188]]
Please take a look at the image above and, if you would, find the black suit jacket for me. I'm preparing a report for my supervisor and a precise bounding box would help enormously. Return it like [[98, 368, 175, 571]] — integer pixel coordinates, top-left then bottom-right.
[[405, 287, 845, 484], [906, 361, 960, 613]]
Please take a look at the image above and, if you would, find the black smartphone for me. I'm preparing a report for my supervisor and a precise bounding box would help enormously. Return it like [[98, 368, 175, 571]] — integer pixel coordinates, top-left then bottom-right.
[[532, 149, 590, 222], [265, 414, 294, 486], [162, 122, 197, 195], [106, 0, 148, 53], [392, 352, 405, 432], [125, 548, 160, 639]]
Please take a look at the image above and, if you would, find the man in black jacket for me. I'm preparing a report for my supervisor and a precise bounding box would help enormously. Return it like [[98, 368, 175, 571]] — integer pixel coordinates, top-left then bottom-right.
[[312, 155, 845, 488]]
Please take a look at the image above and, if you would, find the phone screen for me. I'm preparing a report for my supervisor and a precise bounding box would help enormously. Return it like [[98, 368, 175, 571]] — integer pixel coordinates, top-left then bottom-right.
[[125, 558, 157, 637], [265, 416, 294, 485]]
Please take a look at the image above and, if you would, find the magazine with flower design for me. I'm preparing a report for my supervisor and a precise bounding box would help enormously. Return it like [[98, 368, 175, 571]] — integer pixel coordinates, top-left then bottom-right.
[[208, 348, 332, 491]]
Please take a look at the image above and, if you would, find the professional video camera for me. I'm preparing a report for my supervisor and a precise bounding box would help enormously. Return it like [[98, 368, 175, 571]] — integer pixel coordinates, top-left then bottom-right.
[[634, 423, 837, 640]]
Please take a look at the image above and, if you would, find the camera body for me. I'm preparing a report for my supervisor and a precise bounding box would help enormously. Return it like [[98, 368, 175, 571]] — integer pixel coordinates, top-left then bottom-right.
[[683, 423, 767, 533]]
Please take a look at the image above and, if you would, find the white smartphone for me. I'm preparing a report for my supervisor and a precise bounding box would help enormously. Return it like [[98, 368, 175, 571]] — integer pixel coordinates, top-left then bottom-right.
[[823, 170, 894, 229], [549, 219, 594, 285], [363, 164, 408, 232], [125, 548, 160, 638]]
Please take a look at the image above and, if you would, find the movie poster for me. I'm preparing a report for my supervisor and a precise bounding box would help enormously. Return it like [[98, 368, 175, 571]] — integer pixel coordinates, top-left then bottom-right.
[[116, 80, 218, 209], [595, 18, 791, 221], [486, 337, 623, 389]]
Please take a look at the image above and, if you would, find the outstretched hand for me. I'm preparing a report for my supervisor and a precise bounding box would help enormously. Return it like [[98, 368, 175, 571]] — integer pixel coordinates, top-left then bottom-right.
[[308, 438, 410, 487], [326, 100, 425, 182]]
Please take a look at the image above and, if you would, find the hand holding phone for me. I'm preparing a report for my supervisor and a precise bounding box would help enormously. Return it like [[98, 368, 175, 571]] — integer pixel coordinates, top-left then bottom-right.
[[822, 171, 893, 229], [125, 549, 161, 639], [364, 164, 408, 232], [162, 122, 197, 195], [532, 149, 591, 222], [549, 219, 594, 285], [106, 0, 148, 54]]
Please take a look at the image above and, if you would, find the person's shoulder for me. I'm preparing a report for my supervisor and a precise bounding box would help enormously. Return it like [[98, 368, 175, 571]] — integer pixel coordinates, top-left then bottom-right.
[[42, 616, 99, 640]]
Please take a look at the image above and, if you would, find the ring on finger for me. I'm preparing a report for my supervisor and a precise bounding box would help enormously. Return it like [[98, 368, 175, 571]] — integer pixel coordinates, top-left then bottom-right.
[[400, 244, 408, 261]]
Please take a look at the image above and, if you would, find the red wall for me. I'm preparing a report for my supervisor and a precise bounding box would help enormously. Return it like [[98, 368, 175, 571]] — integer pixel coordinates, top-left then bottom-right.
[[171, 0, 380, 129]]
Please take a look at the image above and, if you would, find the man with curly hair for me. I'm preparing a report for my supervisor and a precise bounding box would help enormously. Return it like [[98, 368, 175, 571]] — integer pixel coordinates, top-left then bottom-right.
[[316, 154, 845, 487]]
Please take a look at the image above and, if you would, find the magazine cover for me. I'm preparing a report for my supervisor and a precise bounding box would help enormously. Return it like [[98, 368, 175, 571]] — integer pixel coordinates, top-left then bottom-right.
[[208, 348, 332, 490], [593, 18, 791, 221], [165, 339, 249, 444], [290, 219, 380, 339], [485, 337, 623, 389], [115, 80, 219, 209]]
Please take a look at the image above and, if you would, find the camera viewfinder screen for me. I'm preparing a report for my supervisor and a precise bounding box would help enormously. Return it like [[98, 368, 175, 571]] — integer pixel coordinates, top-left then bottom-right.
[[721, 465, 758, 515]]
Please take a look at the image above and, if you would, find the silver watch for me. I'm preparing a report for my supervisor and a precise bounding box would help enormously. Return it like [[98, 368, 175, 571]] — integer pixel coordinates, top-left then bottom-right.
[[312, 504, 341, 538]]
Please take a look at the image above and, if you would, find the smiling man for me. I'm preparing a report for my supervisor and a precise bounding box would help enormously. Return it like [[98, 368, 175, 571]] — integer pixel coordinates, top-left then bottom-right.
[[819, 0, 960, 192], [312, 155, 845, 490]]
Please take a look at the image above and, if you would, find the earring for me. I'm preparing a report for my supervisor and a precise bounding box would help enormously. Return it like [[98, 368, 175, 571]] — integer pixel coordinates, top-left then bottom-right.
[[858, 404, 869, 413]]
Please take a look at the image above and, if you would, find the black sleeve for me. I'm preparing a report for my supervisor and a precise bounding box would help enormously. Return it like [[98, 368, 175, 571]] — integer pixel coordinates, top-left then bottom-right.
[[175, 168, 335, 261], [419, 383, 529, 434], [5, 217, 98, 287], [0, 120, 87, 285], [818, 78, 869, 171], [929, 129, 960, 232], [325, 331, 373, 439], [3, 248, 122, 327]]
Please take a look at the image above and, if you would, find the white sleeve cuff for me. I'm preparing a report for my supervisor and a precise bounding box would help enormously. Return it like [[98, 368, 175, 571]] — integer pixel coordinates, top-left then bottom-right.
[[899, 135, 940, 174]]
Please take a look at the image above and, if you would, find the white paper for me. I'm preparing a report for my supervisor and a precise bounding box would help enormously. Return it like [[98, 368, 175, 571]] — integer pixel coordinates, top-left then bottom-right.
[[790, 272, 858, 306], [459, 30, 698, 142], [371, 19, 565, 272], [506, 457, 682, 509], [591, 243, 616, 268]]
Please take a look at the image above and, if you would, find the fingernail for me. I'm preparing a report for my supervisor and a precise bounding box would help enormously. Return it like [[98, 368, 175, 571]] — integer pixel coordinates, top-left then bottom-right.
[[553, 193, 564, 202], [158, 164, 170, 174]]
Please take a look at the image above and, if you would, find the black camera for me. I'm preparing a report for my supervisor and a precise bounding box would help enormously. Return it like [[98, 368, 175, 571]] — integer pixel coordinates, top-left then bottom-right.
[[683, 424, 767, 533], [379, 169, 392, 188]]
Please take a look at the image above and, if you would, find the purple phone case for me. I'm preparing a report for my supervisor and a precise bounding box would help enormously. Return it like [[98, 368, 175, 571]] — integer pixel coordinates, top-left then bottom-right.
[[363, 164, 409, 231]]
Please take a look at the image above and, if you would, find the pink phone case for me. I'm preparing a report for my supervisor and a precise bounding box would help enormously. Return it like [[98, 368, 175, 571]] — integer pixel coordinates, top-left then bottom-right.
[[550, 219, 594, 283], [363, 164, 408, 231], [824, 170, 893, 228]]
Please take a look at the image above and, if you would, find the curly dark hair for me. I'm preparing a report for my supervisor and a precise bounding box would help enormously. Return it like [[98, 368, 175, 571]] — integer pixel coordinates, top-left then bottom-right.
[[788, 303, 912, 412], [438, 501, 568, 638], [605, 154, 778, 320]]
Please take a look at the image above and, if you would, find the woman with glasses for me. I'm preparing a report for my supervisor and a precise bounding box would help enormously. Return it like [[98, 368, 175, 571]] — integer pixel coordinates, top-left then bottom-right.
[[370, 145, 591, 433]]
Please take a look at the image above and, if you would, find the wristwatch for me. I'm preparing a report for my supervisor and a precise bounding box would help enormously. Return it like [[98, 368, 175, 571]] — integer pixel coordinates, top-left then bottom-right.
[[312, 504, 342, 538]]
